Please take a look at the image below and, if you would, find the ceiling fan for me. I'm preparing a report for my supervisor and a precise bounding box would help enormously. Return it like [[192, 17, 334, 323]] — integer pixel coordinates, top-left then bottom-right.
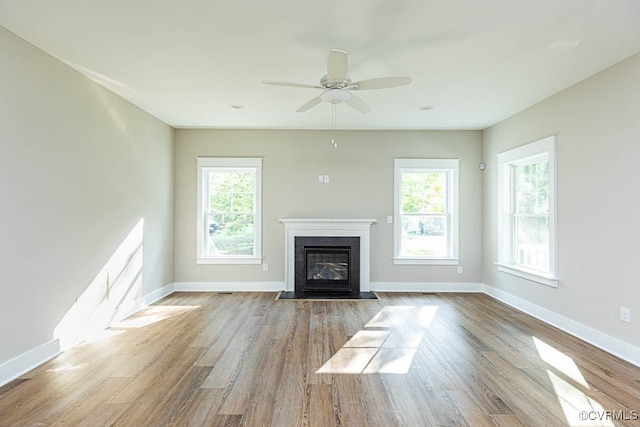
[[263, 49, 411, 113]]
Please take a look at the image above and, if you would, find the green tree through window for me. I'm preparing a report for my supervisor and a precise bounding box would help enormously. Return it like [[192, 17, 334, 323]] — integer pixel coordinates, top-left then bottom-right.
[[208, 170, 256, 256]]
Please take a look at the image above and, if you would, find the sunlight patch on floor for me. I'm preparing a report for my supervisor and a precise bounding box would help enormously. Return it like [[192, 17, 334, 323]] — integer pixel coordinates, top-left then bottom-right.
[[532, 336, 612, 426], [115, 305, 201, 329], [47, 362, 89, 373], [546, 370, 612, 427], [365, 305, 438, 329], [317, 305, 437, 375], [533, 336, 588, 388]]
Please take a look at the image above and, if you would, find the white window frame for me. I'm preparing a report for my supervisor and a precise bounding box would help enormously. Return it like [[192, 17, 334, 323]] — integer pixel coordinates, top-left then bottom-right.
[[196, 157, 262, 264], [393, 158, 460, 265], [496, 136, 558, 287]]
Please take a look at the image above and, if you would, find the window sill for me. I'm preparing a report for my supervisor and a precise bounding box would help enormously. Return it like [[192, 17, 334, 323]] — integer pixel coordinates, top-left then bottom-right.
[[394, 257, 460, 266], [495, 263, 558, 288], [197, 257, 262, 265]]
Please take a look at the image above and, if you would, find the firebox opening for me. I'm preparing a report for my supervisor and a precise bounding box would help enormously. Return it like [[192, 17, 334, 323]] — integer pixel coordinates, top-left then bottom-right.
[[294, 236, 360, 294]]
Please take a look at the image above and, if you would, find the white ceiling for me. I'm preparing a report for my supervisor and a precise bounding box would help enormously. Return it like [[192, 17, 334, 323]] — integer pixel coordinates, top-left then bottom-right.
[[1, 0, 639, 130]]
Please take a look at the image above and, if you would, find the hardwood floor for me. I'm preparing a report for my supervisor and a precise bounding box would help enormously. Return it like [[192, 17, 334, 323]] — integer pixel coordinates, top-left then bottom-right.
[[1, 292, 639, 426]]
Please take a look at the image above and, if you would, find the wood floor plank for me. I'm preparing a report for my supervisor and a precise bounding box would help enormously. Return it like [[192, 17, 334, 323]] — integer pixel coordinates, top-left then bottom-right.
[[238, 338, 290, 426], [380, 373, 440, 426], [284, 304, 311, 365], [1, 292, 639, 426], [179, 388, 227, 426], [306, 310, 332, 385], [270, 364, 307, 427], [306, 384, 336, 427]]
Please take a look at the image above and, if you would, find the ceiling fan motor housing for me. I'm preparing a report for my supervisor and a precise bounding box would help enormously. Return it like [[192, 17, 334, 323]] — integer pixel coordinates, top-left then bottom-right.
[[320, 75, 352, 89]]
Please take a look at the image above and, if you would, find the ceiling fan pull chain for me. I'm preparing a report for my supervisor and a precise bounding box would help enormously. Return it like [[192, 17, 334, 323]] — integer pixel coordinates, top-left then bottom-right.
[[331, 104, 338, 148]]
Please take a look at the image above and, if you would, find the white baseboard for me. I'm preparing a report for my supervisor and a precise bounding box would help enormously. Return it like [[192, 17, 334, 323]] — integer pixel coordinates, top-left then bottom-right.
[[484, 284, 640, 368], [143, 283, 176, 305], [372, 282, 484, 292], [111, 283, 176, 324], [0, 339, 61, 388], [173, 281, 284, 292], [4, 282, 638, 388], [0, 283, 176, 388], [173, 281, 483, 293]]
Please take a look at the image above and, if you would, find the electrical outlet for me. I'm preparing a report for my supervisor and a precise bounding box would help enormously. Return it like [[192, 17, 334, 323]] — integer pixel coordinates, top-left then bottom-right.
[[324, 175, 330, 183], [620, 306, 631, 323], [318, 175, 324, 183], [457, 266, 464, 275], [262, 263, 268, 272]]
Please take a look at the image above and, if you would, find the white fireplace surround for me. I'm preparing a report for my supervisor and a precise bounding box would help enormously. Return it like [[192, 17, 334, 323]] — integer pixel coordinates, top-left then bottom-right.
[[279, 218, 377, 292]]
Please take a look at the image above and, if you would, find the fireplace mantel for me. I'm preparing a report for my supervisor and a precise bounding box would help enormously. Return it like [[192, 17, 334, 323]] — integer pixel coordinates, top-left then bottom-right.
[[279, 218, 377, 292]]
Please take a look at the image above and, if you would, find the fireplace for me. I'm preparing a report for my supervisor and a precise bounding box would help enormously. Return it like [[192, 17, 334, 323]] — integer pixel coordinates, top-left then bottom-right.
[[279, 218, 377, 293], [295, 236, 360, 293]]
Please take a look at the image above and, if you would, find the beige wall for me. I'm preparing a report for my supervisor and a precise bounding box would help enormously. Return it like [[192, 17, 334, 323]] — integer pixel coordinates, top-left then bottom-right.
[[0, 27, 174, 366], [174, 129, 483, 288], [483, 52, 640, 348]]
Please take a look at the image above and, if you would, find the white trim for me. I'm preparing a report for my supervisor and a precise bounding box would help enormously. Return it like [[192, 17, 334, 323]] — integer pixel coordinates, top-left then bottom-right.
[[0, 283, 175, 388], [279, 218, 377, 292], [4, 283, 639, 389], [497, 135, 556, 163], [495, 263, 558, 288], [110, 283, 176, 324], [143, 283, 176, 305], [392, 258, 460, 266], [196, 257, 262, 265], [483, 284, 640, 367], [197, 157, 262, 168], [0, 339, 61, 387], [394, 158, 460, 169], [173, 281, 284, 292], [372, 282, 483, 292], [497, 136, 557, 281]]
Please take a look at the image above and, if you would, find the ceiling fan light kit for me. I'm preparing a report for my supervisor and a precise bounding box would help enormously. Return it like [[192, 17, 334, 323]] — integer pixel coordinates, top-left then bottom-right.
[[321, 89, 351, 104]]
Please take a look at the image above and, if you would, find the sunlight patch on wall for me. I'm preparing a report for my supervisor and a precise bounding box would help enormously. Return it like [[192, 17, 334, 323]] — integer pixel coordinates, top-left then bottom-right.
[[54, 218, 144, 350], [317, 305, 437, 375]]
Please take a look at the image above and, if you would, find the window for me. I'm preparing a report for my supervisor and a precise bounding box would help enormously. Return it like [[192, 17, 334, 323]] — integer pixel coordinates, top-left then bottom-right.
[[394, 159, 459, 265], [196, 157, 262, 264], [497, 136, 557, 287]]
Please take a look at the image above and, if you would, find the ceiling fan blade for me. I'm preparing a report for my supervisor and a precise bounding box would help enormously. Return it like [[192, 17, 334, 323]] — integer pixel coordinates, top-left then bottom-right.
[[327, 49, 348, 82], [263, 80, 323, 89], [296, 96, 323, 112], [351, 76, 412, 90], [345, 93, 372, 113]]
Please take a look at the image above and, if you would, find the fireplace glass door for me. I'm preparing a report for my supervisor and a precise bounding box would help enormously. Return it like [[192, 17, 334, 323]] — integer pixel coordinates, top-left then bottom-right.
[[305, 248, 350, 290]]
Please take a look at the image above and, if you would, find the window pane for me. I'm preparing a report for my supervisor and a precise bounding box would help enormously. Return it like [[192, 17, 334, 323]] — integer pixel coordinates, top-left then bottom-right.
[[515, 215, 549, 272], [515, 158, 548, 215], [207, 169, 256, 256], [514, 156, 550, 272], [208, 214, 254, 256], [400, 215, 448, 256], [401, 172, 446, 214]]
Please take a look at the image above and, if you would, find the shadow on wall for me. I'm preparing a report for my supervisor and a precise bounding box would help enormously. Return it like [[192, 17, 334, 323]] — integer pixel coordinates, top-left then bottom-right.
[[54, 218, 144, 350]]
